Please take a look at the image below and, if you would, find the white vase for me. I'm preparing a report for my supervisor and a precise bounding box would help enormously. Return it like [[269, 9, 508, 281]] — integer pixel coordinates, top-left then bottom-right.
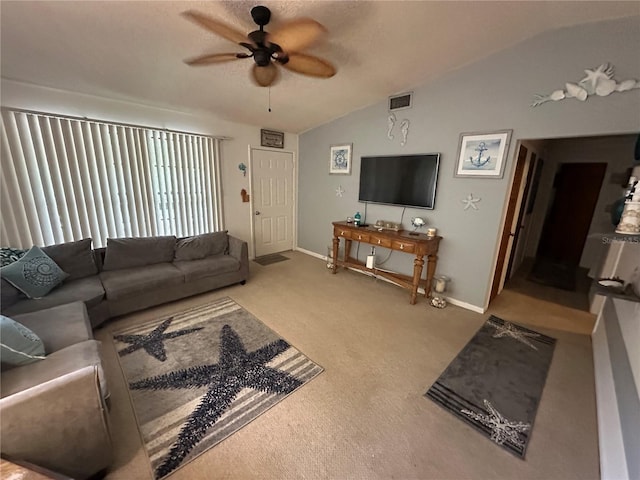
[[615, 202, 640, 234]]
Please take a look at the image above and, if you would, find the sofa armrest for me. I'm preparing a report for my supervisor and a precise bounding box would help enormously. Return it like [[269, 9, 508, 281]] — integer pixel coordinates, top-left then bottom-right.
[[12, 302, 92, 353], [228, 235, 248, 263], [0, 365, 112, 479]]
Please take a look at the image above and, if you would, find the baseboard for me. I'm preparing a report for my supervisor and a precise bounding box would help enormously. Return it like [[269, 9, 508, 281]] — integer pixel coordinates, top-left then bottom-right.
[[295, 247, 486, 314], [294, 246, 326, 261], [445, 298, 486, 314]]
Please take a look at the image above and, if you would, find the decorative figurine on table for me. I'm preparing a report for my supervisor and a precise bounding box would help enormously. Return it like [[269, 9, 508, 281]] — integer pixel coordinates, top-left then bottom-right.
[[410, 217, 425, 235]]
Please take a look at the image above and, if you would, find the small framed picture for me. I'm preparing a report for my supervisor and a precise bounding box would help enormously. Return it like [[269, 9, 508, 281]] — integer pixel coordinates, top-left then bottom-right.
[[329, 144, 352, 175], [454, 130, 512, 178], [260, 129, 284, 148]]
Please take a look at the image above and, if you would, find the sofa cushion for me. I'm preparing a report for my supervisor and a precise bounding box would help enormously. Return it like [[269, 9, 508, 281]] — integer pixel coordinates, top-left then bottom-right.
[[2, 277, 105, 318], [174, 231, 228, 261], [103, 236, 177, 271], [0, 315, 45, 367], [0, 247, 27, 267], [42, 238, 97, 280], [12, 302, 93, 354], [0, 246, 69, 299], [1, 278, 23, 310], [173, 255, 240, 282], [209, 231, 229, 256], [0, 339, 108, 400], [100, 262, 185, 300]]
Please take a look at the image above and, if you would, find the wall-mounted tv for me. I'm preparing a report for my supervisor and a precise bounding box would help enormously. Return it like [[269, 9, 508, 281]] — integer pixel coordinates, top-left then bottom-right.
[[358, 153, 440, 209]]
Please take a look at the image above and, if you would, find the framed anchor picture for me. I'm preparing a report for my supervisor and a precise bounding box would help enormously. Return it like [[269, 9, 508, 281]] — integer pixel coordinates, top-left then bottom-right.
[[329, 143, 353, 175], [454, 130, 512, 178]]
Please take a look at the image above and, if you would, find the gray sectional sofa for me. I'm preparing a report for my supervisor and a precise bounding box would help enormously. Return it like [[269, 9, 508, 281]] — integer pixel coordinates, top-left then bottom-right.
[[0, 231, 248, 477], [1, 302, 111, 479], [1, 231, 249, 327]]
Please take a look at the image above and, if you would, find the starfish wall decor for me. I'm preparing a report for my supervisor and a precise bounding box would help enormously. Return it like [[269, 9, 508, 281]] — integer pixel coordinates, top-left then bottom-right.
[[462, 193, 481, 210]]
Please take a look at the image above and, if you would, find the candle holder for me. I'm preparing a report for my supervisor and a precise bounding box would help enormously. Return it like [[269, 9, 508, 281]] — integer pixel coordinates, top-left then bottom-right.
[[430, 275, 450, 308]]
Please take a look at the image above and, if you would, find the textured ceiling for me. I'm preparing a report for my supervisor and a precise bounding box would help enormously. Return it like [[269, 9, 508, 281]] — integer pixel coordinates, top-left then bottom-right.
[[1, 1, 639, 133]]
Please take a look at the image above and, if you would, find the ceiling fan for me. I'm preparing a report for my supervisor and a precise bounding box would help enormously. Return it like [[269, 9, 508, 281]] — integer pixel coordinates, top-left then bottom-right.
[[182, 5, 336, 87]]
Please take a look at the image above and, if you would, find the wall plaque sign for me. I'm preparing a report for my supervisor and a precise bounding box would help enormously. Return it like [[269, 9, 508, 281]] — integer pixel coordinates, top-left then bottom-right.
[[260, 129, 284, 148]]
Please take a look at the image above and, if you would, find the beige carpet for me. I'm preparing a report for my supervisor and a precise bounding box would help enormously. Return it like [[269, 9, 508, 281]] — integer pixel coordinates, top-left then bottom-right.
[[96, 251, 599, 480]]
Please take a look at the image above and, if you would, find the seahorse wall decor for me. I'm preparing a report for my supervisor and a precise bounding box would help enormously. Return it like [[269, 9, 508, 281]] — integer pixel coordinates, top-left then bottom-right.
[[400, 119, 410, 146], [387, 113, 396, 140], [531, 63, 640, 107], [386, 113, 411, 146]]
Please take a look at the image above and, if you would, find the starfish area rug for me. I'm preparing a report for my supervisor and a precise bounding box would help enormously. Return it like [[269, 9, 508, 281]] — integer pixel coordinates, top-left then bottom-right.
[[113, 297, 323, 480], [425, 315, 556, 458]]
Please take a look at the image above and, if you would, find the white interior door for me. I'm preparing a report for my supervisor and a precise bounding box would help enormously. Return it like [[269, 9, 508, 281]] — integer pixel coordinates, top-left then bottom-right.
[[251, 148, 294, 257]]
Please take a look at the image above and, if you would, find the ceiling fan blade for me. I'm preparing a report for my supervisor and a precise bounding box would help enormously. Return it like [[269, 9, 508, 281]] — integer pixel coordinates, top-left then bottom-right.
[[182, 10, 248, 45], [184, 53, 248, 66], [283, 53, 336, 78], [267, 18, 327, 53], [252, 63, 279, 87]]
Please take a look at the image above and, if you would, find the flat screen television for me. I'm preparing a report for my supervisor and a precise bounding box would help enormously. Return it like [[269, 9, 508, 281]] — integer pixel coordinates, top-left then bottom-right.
[[358, 153, 440, 209]]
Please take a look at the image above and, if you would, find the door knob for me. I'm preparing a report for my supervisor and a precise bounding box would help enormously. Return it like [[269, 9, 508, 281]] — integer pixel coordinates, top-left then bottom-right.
[[255, 211, 261, 215]]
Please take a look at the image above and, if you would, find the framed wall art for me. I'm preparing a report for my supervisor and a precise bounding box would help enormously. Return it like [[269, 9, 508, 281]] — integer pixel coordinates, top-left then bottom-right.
[[329, 143, 352, 175], [260, 129, 284, 148], [454, 130, 512, 178]]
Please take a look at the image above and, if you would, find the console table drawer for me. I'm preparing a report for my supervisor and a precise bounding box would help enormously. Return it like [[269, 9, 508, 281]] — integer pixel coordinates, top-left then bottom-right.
[[352, 232, 370, 242], [335, 228, 351, 238], [370, 235, 392, 248], [392, 240, 416, 253]]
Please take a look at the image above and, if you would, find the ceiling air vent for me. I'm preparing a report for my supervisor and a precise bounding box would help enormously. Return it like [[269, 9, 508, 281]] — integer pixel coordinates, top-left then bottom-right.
[[388, 92, 412, 111]]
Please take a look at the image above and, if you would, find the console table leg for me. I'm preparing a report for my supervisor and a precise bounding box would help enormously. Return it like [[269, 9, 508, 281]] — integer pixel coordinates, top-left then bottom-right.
[[331, 236, 339, 274], [344, 239, 352, 268], [411, 254, 425, 305], [425, 254, 438, 297]]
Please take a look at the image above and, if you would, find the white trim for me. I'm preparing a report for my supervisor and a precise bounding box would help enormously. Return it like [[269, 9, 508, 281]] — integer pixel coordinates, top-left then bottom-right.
[[592, 307, 630, 480], [294, 246, 325, 260], [484, 139, 523, 310], [295, 247, 486, 313], [446, 297, 486, 314]]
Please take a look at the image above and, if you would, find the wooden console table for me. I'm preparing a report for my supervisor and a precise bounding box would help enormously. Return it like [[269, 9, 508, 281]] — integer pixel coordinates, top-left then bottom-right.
[[331, 221, 441, 304]]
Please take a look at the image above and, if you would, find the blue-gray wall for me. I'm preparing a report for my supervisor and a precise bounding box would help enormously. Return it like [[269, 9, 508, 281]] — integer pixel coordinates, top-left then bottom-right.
[[298, 16, 640, 310]]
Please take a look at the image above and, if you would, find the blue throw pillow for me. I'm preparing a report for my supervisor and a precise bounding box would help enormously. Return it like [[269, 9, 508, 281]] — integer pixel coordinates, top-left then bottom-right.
[[0, 246, 68, 299], [0, 315, 45, 366]]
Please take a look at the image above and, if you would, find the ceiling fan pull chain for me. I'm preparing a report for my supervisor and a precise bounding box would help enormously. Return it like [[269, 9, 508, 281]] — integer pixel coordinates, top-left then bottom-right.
[[268, 86, 272, 112]]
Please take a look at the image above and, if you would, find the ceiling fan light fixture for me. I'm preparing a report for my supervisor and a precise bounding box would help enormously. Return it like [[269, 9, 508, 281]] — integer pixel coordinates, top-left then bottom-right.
[[250, 6, 271, 27], [253, 50, 271, 67], [182, 5, 336, 87]]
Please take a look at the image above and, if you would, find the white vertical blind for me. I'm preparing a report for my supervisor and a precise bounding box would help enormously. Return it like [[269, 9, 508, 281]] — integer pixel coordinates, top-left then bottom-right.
[[0, 109, 223, 248]]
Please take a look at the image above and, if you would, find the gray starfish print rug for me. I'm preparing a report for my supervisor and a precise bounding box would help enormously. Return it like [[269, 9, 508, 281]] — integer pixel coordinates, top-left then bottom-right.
[[113, 297, 323, 480], [425, 315, 556, 458]]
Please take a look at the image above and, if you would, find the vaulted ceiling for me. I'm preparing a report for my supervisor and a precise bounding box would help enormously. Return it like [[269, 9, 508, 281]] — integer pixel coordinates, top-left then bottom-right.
[[2, 1, 638, 133]]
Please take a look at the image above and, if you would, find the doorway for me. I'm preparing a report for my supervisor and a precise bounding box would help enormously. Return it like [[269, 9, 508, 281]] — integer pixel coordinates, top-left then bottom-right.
[[489, 134, 635, 312], [250, 147, 295, 258], [537, 162, 607, 264], [515, 162, 606, 306]]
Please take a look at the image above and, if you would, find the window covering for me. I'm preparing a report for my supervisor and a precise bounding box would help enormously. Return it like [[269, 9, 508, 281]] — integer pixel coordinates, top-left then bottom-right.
[[1, 109, 223, 248]]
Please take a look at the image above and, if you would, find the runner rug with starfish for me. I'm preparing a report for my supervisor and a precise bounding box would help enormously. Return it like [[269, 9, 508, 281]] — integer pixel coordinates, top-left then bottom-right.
[[113, 297, 323, 479], [425, 315, 556, 458]]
